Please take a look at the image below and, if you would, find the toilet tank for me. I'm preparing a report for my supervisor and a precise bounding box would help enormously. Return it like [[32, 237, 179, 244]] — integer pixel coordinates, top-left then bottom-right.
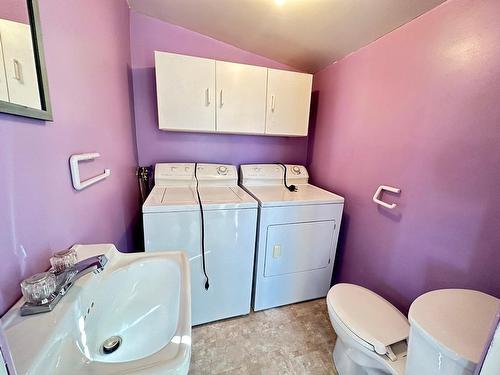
[[406, 289, 499, 375], [480, 313, 500, 375]]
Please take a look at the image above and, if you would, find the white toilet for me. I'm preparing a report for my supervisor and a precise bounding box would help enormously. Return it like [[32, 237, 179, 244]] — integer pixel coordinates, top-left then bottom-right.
[[327, 284, 499, 375]]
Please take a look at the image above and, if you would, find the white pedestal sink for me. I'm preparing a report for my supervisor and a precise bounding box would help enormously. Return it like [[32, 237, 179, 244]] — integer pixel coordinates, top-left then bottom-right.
[[1, 244, 191, 375]]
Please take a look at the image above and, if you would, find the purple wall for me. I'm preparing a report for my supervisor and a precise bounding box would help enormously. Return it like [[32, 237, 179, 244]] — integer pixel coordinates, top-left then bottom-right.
[[130, 11, 309, 167], [0, 0, 139, 315], [308, 0, 500, 312]]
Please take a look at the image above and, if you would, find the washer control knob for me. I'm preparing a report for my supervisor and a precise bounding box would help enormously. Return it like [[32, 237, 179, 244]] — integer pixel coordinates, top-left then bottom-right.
[[217, 165, 228, 175], [291, 166, 301, 175], [171, 166, 177, 172], [185, 166, 190, 172]]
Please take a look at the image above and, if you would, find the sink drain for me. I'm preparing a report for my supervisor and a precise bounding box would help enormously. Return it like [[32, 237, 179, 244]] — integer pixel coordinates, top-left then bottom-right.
[[101, 336, 122, 354]]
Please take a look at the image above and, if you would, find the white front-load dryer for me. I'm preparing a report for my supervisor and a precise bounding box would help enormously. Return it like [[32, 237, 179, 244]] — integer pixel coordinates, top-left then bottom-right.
[[143, 163, 258, 325], [240, 164, 344, 311]]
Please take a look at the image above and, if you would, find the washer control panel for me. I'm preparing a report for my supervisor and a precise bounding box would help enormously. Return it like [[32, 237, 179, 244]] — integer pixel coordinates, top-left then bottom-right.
[[155, 163, 238, 186], [196, 164, 238, 185], [155, 163, 195, 186]]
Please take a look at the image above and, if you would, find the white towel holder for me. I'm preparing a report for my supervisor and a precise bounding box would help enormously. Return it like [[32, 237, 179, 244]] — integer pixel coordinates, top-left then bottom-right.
[[373, 185, 401, 209], [70, 153, 110, 191]]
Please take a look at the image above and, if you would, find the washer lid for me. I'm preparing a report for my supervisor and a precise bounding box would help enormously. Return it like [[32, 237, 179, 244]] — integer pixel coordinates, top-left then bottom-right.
[[243, 184, 344, 207], [143, 186, 257, 212], [409, 289, 499, 364], [200, 186, 257, 210], [142, 186, 199, 213], [327, 284, 409, 355]]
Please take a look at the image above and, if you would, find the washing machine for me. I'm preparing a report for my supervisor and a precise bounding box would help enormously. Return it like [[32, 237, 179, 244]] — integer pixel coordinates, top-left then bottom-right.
[[240, 164, 344, 311], [143, 163, 258, 325]]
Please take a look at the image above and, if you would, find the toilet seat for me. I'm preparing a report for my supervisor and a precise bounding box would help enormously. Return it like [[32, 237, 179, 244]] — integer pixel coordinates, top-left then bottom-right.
[[327, 284, 410, 356]]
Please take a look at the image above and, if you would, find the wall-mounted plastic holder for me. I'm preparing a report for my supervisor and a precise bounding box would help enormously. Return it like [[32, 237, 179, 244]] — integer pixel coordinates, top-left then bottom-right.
[[69, 153, 110, 191], [373, 185, 401, 209]]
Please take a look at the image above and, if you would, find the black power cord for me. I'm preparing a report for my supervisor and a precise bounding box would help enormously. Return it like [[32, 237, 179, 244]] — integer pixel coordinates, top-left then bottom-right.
[[194, 163, 210, 290], [276, 163, 297, 192]]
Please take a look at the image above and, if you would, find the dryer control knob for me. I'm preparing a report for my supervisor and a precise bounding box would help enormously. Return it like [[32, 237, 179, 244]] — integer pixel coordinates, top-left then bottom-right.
[[291, 166, 301, 175]]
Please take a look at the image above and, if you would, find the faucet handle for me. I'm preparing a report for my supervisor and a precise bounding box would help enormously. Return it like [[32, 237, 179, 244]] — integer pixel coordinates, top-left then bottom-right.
[[20, 272, 57, 305], [50, 248, 77, 273]]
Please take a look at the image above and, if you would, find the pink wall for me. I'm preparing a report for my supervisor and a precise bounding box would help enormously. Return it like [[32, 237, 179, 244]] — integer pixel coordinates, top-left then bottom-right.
[[309, 0, 500, 312], [0, 0, 139, 315], [130, 11, 309, 167], [0, 0, 29, 24]]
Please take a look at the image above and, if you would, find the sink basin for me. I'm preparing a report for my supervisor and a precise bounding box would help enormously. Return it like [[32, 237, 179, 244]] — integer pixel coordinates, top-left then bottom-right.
[[1, 244, 191, 375]]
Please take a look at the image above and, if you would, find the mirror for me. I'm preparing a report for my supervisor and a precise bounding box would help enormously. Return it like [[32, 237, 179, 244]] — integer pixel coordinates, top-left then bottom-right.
[[0, 0, 52, 120]]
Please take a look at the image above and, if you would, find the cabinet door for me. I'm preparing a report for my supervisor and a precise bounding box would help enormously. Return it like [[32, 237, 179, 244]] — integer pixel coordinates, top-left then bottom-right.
[[216, 61, 267, 134], [0, 19, 41, 109], [0, 34, 9, 102], [155, 51, 215, 132], [265, 69, 312, 136]]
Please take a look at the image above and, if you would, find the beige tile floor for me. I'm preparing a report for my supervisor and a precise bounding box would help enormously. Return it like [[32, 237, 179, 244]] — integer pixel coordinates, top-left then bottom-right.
[[189, 299, 339, 375]]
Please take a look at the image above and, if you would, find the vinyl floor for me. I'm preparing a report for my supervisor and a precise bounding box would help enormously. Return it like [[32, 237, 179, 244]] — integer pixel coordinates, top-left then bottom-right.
[[189, 299, 339, 375]]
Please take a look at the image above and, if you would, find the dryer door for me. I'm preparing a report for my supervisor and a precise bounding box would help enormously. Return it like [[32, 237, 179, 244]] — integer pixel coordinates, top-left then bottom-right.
[[264, 220, 335, 277]]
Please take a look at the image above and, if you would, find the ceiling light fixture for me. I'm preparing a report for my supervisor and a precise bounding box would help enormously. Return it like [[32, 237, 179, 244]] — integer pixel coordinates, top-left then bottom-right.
[[274, 0, 285, 6]]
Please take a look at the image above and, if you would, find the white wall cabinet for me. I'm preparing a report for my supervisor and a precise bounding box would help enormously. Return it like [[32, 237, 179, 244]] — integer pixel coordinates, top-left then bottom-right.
[[0, 19, 41, 109], [265, 69, 313, 136], [0, 35, 9, 102], [155, 52, 216, 132], [155, 51, 313, 137], [216, 61, 267, 134]]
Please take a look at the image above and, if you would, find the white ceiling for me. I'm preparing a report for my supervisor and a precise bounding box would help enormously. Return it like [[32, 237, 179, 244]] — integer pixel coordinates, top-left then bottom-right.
[[128, 0, 446, 73]]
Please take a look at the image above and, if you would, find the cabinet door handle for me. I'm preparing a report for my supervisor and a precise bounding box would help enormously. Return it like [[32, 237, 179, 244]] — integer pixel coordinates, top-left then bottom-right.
[[13, 59, 23, 83], [271, 95, 276, 112], [205, 88, 211, 106], [219, 89, 223, 107]]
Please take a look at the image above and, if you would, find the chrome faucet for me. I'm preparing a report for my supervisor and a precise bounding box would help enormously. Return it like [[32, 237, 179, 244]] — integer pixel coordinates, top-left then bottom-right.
[[20, 255, 108, 316]]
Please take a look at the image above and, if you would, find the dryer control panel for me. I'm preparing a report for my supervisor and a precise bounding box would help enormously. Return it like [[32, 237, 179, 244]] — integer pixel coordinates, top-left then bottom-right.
[[240, 164, 309, 185]]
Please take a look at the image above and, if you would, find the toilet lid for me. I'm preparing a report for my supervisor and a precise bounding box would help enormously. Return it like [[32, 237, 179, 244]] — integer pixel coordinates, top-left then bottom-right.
[[327, 283, 409, 355], [409, 289, 499, 364]]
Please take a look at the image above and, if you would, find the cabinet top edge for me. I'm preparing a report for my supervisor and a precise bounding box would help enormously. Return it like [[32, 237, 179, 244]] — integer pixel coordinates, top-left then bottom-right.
[[154, 50, 310, 76]]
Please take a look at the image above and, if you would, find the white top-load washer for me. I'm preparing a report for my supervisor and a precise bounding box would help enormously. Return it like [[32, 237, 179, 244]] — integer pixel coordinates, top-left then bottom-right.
[[240, 164, 344, 311], [143, 163, 258, 325]]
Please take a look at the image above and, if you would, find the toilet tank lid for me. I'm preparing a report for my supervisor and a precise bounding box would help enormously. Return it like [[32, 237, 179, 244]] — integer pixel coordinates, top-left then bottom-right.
[[327, 284, 409, 355], [409, 289, 499, 364]]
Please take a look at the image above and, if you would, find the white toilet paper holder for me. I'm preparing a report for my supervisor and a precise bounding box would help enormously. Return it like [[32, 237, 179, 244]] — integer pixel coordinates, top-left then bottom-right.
[[372, 185, 401, 209], [70, 153, 110, 191]]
